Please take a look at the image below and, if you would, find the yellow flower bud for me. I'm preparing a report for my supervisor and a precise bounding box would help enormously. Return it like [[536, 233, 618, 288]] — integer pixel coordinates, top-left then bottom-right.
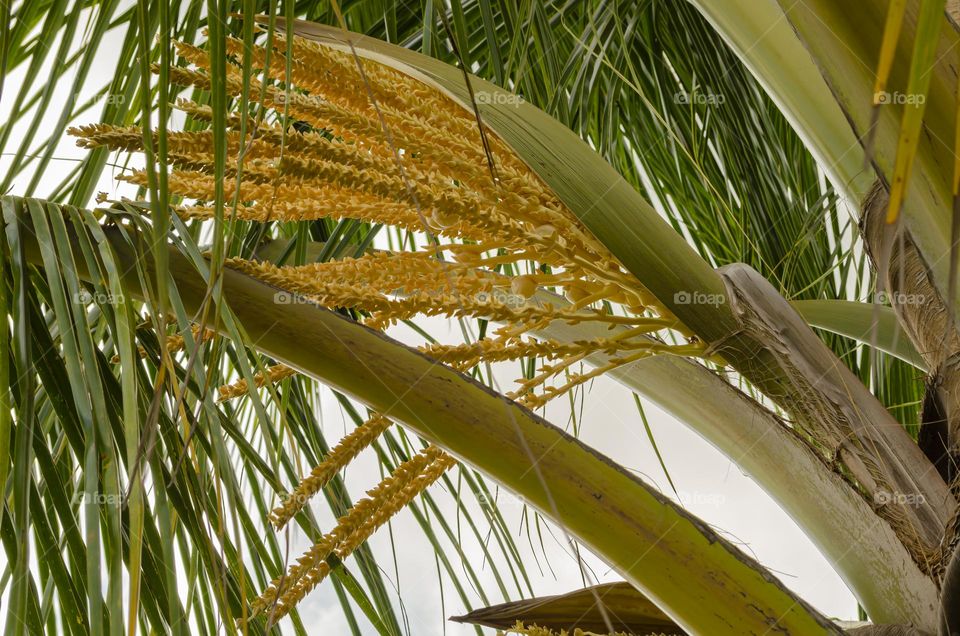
[[608, 290, 628, 305], [430, 208, 458, 229], [511, 275, 538, 298]]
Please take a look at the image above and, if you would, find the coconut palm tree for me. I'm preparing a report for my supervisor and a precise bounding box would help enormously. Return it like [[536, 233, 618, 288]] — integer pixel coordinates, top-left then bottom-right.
[[3, 1, 960, 634]]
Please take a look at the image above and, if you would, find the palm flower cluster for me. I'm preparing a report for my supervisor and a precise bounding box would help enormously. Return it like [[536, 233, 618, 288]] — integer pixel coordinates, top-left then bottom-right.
[[69, 30, 711, 621], [252, 445, 455, 619]]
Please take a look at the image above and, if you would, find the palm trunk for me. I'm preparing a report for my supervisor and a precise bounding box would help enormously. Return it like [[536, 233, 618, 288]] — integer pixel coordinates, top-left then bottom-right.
[[861, 182, 960, 477]]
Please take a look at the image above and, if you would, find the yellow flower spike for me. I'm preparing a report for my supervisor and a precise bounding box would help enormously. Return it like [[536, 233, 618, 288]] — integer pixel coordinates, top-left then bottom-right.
[[268, 414, 393, 528], [224, 256, 664, 334], [251, 447, 445, 616], [253, 447, 454, 621], [216, 364, 297, 402], [280, 453, 457, 614], [421, 334, 677, 367], [213, 37, 544, 200], [262, 32, 529, 176]]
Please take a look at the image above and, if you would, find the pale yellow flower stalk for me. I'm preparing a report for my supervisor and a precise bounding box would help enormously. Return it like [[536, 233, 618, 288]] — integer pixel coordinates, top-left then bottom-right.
[[235, 250, 495, 298], [169, 44, 385, 145], [109, 324, 213, 363], [250, 446, 447, 616], [85, 113, 651, 313], [519, 350, 656, 409], [79, 107, 459, 196], [172, 46, 528, 204], [262, 32, 580, 226], [271, 451, 457, 618], [82, 35, 657, 303], [222, 35, 490, 158], [224, 257, 669, 332], [267, 413, 393, 528], [169, 43, 612, 259], [422, 334, 682, 366], [223, 33, 545, 200], [216, 364, 297, 402], [121, 169, 436, 231], [254, 31, 505, 152]]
